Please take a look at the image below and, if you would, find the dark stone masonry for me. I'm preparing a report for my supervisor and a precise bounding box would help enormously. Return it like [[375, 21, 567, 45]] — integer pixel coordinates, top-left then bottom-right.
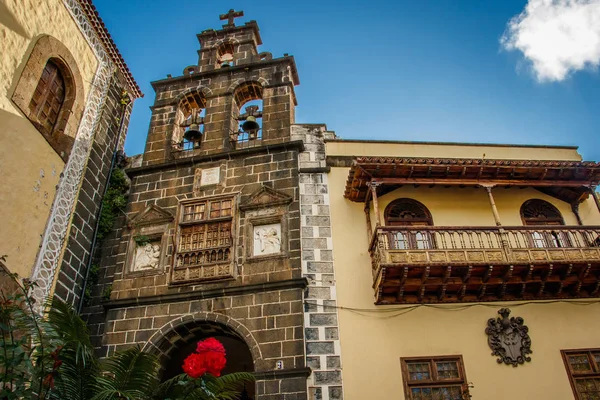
[[83, 12, 343, 400]]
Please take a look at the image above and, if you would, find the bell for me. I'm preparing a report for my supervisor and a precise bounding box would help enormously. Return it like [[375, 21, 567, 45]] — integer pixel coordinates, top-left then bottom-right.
[[241, 116, 260, 133], [221, 62, 230, 68], [183, 124, 202, 142]]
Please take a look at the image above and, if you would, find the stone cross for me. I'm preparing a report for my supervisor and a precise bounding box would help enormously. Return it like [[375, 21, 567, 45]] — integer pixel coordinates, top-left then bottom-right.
[[220, 9, 244, 28]]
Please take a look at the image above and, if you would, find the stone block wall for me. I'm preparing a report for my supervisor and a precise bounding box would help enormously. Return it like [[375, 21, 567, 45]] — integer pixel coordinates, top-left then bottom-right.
[[196, 22, 262, 72], [103, 145, 302, 301], [82, 141, 308, 399], [54, 72, 132, 306], [291, 125, 344, 400], [103, 287, 305, 370]]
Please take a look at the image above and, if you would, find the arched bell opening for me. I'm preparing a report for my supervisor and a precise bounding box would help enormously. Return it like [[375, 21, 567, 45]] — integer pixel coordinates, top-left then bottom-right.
[[172, 90, 207, 152], [230, 81, 263, 149], [146, 318, 257, 399]]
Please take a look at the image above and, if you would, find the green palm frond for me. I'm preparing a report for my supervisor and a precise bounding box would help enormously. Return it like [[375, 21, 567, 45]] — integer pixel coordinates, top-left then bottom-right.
[[46, 298, 95, 364], [154, 371, 254, 400], [45, 298, 98, 400], [92, 346, 160, 400], [203, 373, 255, 400]]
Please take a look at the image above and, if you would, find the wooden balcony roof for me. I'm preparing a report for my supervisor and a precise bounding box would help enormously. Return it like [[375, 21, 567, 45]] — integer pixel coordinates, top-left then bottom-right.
[[344, 157, 600, 203]]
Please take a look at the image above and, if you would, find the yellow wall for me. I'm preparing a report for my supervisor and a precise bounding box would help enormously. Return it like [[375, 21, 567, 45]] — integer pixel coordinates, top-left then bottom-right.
[[326, 140, 583, 161], [371, 185, 600, 227], [329, 165, 600, 400], [0, 0, 98, 277]]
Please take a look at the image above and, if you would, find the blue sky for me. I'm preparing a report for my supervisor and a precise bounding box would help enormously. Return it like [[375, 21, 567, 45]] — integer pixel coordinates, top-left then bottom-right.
[[94, 0, 600, 160]]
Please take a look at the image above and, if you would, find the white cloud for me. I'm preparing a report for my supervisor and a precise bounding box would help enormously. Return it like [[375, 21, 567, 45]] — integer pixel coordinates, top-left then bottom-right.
[[501, 0, 600, 82]]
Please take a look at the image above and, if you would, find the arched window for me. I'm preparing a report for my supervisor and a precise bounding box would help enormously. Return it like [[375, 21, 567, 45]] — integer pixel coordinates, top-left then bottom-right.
[[173, 90, 206, 152], [385, 198, 434, 226], [29, 60, 66, 138], [11, 36, 84, 162], [231, 82, 263, 148], [520, 199, 566, 248], [520, 199, 564, 225], [216, 42, 235, 68], [384, 199, 434, 249]]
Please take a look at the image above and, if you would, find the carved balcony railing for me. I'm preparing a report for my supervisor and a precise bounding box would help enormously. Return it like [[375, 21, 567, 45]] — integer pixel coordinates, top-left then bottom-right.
[[172, 247, 234, 284], [370, 226, 600, 304]]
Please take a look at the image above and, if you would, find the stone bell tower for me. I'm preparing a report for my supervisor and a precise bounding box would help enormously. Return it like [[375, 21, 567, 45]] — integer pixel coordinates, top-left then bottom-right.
[[87, 9, 314, 400], [141, 9, 299, 165]]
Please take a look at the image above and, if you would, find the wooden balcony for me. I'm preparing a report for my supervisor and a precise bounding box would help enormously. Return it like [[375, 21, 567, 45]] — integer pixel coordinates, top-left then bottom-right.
[[370, 226, 600, 304]]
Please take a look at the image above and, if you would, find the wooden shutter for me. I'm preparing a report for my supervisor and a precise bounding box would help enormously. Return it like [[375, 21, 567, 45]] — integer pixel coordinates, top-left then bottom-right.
[[29, 61, 65, 136]]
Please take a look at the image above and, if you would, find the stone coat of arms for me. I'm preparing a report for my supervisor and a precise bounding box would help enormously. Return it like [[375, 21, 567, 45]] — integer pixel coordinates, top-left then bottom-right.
[[485, 308, 532, 367]]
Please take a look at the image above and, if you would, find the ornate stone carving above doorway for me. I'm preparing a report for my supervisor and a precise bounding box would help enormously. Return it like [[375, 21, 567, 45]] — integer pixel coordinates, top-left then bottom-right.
[[485, 308, 532, 367]]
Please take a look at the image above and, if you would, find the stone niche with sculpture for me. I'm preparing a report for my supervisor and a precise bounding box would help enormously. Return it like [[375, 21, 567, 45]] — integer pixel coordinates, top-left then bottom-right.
[[239, 185, 292, 262], [125, 204, 173, 277]]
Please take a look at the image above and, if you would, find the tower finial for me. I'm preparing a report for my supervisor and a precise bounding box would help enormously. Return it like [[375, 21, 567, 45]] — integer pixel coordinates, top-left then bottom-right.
[[219, 9, 244, 28]]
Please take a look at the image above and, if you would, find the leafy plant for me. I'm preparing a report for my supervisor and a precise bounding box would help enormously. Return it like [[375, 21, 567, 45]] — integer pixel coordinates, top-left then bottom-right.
[[156, 372, 254, 400], [133, 235, 151, 247], [82, 264, 100, 307], [101, 285, 112, 301], [0, 263, 253, 400], [97, 168, 129, 242]]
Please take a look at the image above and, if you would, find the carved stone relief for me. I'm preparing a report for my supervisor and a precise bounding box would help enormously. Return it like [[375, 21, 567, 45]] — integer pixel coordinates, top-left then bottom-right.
[[124, 205, 173, 277], [485, 308, 532, 367], [241, 185, 291, 261], [132, 241, 161, 272], [253, 223, 282, 256]]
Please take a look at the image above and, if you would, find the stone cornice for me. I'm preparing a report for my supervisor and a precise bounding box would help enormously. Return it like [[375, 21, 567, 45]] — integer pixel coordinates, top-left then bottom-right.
[[125, 140, 305, 177], [103, 277, 309, 309]]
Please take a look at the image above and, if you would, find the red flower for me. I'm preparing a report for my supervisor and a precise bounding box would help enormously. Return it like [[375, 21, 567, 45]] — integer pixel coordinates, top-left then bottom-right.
[[199, 351, 227, 377], [43, 373, 54, 389], [196, 338, 226, 355], [182, 353, 207, 379], [182, 338, 228, 378]]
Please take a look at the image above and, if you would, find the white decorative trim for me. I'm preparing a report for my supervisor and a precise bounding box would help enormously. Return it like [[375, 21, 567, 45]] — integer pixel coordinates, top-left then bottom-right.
[[30, 0, 115, 310]]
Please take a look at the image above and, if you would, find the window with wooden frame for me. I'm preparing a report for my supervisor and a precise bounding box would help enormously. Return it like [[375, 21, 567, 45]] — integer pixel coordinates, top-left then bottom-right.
[[401, 356, 470, 400], [175, 196, 234, 271], [521, 199, 569, 248], [11, 36, 84, 162], [385, 198, 435, 250], [562, 349, 600, 399], [29, 60, 66, 137]]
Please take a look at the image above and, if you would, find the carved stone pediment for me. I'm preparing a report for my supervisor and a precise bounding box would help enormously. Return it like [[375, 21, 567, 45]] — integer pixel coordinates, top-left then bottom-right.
[[239, 185, 292, 211], [485, 308, 532, 367], [128, 204, 174, 227]]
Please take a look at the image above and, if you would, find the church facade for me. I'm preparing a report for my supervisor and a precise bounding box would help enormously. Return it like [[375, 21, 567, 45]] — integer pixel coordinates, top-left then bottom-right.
[[87, 11, 342, 400], [83, 9, 600, 400]]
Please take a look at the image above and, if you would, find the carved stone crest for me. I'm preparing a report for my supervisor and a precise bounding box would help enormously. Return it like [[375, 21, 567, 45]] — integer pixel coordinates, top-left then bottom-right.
[[485, 308, 532, 367]]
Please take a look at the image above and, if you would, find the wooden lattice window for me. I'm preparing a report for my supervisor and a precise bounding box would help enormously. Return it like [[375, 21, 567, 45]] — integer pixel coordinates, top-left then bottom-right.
[[29, 60, 65, 137], [385, 199, 435, 249], [562, 349, 600, 400], [401, 356, 469, 400], [176, 196, 233, 269]]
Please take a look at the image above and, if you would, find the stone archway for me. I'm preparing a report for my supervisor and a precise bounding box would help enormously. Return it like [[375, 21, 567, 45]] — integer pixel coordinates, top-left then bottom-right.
[[143, 312, 262, 398]]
